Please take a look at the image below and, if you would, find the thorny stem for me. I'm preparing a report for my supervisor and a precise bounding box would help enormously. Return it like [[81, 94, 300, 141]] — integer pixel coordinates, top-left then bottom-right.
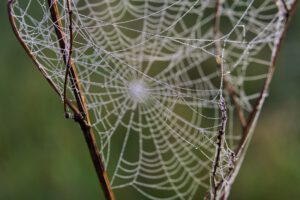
[[210, 97, 228, 200], [210, 1, 239, 199]]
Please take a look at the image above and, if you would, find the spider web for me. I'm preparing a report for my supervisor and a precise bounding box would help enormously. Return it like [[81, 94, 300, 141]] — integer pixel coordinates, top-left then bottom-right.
[[9, 0, 296, 199]]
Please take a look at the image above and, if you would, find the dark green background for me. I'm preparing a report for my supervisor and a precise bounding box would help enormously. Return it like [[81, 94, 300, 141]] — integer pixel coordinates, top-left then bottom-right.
[[0, 2, 299, 200]]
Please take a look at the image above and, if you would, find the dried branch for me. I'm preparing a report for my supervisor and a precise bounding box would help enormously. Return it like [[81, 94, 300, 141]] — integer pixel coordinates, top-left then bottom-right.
[[213, 0, 247, 129], [221, 1, 299, 199], [211, 0, 299, 199], [210, 96, 228, 200], [47, 1, 115, 199], [8, 0, 115, 199], [236, 0, 299, 158]]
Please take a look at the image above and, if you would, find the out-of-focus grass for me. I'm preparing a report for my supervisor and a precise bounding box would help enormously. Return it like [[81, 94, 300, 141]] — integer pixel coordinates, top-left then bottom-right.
[[231, 102, 300, 200], [0, 2, 299, 200]]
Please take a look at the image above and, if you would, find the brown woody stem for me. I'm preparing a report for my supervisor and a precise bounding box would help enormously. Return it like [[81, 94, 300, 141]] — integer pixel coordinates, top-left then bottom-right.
[[47, 1, 115, 199], [8, 0, 115, 199]]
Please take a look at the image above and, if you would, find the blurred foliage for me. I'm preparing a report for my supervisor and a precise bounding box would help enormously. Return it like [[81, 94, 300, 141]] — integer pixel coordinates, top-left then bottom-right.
[[0, 2, 299, 200]]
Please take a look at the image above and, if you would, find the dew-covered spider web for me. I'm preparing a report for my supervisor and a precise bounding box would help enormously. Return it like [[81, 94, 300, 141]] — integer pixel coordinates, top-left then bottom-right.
[[9, 0, 297, 199]]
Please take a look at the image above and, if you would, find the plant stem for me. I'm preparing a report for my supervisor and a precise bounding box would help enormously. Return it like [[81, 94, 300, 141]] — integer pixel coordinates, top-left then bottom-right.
[[47, 1, 115, 199]]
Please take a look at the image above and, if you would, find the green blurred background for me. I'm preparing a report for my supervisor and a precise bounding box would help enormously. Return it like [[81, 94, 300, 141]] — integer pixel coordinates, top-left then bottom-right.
[[0, 2, 299, 200]]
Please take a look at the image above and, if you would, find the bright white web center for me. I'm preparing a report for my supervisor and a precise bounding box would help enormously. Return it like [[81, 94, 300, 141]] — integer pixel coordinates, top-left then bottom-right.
[[128, 80, 149, 103]]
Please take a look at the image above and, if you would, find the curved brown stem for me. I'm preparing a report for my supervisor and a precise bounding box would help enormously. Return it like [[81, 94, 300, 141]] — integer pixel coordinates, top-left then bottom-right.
[[236, 0, 299, 158], [47, 1, 115, 199], [8, 0, 115, 199], [212, 1, 299, 199]]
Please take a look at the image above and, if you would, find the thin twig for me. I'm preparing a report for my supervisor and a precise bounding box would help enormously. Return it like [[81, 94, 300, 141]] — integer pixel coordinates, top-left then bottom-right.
[[213, 0, 247, 129], [210, 96, 228, 200], [210, 2, 244, 198], [63, 0, 74, 117]]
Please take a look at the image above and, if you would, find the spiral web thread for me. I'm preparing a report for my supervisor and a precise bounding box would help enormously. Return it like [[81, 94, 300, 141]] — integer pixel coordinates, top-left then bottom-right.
[[9, 0, 297, 199]]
